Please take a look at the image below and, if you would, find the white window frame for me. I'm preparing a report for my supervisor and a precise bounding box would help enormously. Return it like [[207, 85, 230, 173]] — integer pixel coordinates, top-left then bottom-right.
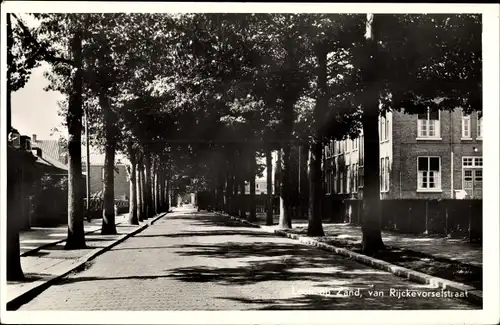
[[462, 156, 482, 168], [380, 117, 387, 142], [386, 157, 390, 192], [339, 171, 344, 194], [385, 117, 390, 141], [417, 109, 441, 140], [462, 113, 472, 139], [477, 114, 482, 139], [346, 165, 351, 193], [333, 172, 338, 194], [417, 156, 442, 192], [462, 157, 483, 196]]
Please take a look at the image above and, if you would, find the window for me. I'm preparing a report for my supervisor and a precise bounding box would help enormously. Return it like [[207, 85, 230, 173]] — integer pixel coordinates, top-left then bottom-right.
[[474, 170, 483, 182], [463, 157, 473, 167], [339, 171, 344, 194], [477, 114, 482, 138], [462, 156, 483, 198], [346, 165, 351, 193], [352, 164, 358, 193], [417, 157, 441, 191], [417, 109, 440, 138], [463, 157, 482, 168], [380, 117, 386, 142], [462, 113, 471, 139], [380, 157, 390, 192], [333, 173, 338, 194], [359, 135, 364, 166], [385, 117, 390, 141], [101, 167, 105, 181], [380, 158, 385, 192]]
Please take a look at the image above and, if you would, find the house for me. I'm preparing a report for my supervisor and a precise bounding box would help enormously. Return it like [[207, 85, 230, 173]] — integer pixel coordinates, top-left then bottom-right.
[[324, 108, 483, 200], [82, 163, 129, 200], [244, 178, 269, 195]]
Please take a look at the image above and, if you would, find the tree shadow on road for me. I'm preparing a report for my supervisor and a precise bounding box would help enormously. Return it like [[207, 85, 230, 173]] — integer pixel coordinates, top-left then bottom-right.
[[134, 230, 275, 239]]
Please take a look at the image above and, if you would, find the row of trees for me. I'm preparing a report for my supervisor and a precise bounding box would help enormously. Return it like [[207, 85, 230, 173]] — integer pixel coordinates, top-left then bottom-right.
[[7, 13, 481, 281]]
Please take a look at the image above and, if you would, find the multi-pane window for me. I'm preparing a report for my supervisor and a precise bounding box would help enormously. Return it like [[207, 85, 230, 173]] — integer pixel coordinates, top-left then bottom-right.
[[352, 164, 358, 193], [417, 109, 440, 138], [462, 156, 483, 198], [380, 117, 387, 142], [359, 135, 364, 166], [385, 117, 390, 140], [463, 157, 482, 167], [380, 158, 385, 192], [477, 114, 483, 138], [462, 113, 471, 138], [333, 173, 338, 194], [339, 171, 344, 194], [417, 157, 441, 190], [463, 157, 473, 166], [380, 157, 390, 192], [346, 165, 351, 193]]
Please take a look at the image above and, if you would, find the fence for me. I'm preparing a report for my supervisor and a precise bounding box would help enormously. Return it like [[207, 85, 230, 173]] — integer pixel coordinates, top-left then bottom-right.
[[327, 198, 482, 241]]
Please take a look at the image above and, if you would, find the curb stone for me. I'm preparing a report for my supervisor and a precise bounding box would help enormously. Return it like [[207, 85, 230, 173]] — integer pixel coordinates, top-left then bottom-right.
[[7, 212, 168, 311], [214, 212, 482, 307], [20, 215, 130, 257]]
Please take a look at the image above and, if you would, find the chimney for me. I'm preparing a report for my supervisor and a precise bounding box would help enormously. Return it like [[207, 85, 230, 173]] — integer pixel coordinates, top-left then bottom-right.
[[32, 134, 37, 142], [32, 148, 42, 158]]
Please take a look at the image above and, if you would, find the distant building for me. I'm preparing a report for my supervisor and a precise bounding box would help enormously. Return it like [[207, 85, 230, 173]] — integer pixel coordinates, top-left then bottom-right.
[[324, 108, 483, 200], [82, 163, 129, 200], [245, 178, 269, 195]]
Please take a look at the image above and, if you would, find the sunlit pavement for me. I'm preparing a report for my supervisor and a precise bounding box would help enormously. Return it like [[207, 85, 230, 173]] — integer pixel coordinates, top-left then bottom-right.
[[19, 208, 478, 310]]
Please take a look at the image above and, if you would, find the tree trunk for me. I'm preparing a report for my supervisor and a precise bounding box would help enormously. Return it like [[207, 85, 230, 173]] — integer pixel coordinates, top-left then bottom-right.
[[225, 170, 232, 214], [248, 152, 257, 222], [7, 149, 31, 280], [65, 31, 86, 249], [279, 103, 294, 230], [308, 139, 325, 236], [136, 158, 144, 222], [360, 13, 385, 254], [299, 142, 310, 219], [239, 179, 246, 219], [101, 95, 117, 235], [159, 167, 164, 212], [307, 43, 327, 237], [152, 159, 158, 214], [266, 146, 273, 225], [144, 152, 153, 218], [274, 150, 281, 198], [7, 14, 12, 134], [6, 16, 25, 281], [128, 143, 138, 225]]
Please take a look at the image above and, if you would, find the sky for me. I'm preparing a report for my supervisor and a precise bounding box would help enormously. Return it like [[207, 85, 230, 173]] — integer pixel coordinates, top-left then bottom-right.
[[11, 63, 112, 164]]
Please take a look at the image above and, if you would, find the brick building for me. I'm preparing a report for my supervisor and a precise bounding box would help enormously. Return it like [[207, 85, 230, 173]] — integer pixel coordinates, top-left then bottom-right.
[[325, 108, 483, 200], [83, 163, 129, 200]]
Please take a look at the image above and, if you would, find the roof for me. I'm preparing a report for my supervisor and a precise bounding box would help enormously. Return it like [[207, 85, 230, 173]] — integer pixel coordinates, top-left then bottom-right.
[[35, 153, 68, 172], [33, 140, 64, 164]]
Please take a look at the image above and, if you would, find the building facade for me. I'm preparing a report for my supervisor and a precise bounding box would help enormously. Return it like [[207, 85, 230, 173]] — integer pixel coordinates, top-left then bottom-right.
[[83, 164, 129, 200], [325, 108, 483, 200]]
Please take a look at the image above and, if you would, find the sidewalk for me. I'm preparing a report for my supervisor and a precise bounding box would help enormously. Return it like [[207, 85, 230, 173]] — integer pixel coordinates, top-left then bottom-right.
[[222, 211, 482, 305], [19, 214, 129, 256], [253, 213, 482, 267], [7, 212, 167, 310]]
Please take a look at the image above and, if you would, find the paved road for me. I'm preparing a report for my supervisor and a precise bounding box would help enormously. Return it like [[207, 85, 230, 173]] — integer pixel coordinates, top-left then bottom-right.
[[19, 207, 478, 310]]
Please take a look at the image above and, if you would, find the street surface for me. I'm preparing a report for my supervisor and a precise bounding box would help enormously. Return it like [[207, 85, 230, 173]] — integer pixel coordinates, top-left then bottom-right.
[[19, 207, 478, 310]]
